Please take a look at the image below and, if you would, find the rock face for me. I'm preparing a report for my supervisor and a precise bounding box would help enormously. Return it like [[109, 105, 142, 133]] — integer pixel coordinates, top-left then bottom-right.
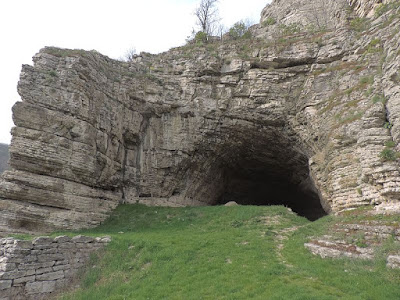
[[0, 0, 400, 233], [0, 144, 9, 174]]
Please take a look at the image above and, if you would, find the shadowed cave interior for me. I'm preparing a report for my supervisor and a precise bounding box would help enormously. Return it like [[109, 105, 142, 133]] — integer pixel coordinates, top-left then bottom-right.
[[193, 127, 327, 221]]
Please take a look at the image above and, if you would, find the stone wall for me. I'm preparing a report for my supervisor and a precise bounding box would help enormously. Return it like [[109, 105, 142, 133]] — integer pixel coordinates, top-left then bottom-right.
[[0, 235, 110, 300]]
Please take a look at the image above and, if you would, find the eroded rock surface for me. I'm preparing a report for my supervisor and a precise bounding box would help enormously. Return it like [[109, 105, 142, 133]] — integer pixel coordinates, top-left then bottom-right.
[[1, 0, 400, 233]]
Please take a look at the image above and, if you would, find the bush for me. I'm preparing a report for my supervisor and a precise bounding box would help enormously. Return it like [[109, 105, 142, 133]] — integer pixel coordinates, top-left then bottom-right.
[[379, 148, 399, 161], [194, 31, 208, 44], [229, 21, 251, 40], [359, 75, 374, 85], [372, 94, 387, 104], [385, 140, 396, 148], [384, 122, 393, 129], [278, 23, 301, 35], [262, 17, 276, 27], [350, 17, 369, 32]]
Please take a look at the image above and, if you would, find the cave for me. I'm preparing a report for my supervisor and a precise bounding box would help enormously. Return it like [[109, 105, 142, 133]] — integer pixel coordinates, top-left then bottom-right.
[[189, 126, 327, 221], [217, 166, 326, 221]]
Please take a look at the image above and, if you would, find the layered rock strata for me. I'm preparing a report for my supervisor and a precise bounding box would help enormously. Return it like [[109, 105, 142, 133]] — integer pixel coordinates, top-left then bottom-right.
[[0, 235, 110, 299], [304, 221, 400, 269], [0, 0, 400, 232]]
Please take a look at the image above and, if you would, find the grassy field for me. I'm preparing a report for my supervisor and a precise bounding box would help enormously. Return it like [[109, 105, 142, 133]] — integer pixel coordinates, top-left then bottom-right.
[[55, 205, 400, 300]]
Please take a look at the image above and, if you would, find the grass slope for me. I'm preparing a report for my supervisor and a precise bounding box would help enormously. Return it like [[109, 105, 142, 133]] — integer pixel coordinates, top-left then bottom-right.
[[0, 143, 9, 174], [57, 205, 400, 300]]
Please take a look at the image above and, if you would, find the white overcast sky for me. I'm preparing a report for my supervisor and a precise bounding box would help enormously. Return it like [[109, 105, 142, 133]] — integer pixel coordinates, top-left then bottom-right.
[[0, 0, 270, 144]]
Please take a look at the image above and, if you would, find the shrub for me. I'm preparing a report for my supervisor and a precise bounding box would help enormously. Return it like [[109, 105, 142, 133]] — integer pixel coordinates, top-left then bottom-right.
[[359, 75, 374, 85], [229, 21, 251, 40], [278, 23, 301, 35], [385, 140, 396, 148], [48, 70, 58, 77], [262, 17, 276, 27], [372, 94, 387, 104], [350, 17, 369, 32], [194, 31, 208, 44], [384, 122, 393, 129], [379, 148, 399, 161]]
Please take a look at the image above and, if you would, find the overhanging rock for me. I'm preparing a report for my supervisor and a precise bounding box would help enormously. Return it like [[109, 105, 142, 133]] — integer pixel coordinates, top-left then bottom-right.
[[0, 0, 399, 233]]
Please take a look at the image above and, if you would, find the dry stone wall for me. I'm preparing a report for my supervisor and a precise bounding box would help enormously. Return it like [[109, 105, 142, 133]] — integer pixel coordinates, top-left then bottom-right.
[[0, 235, 110, 299]]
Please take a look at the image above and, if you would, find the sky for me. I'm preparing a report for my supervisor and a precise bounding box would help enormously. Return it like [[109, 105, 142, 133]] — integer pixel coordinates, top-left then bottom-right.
[[0, 0, 270, 144]]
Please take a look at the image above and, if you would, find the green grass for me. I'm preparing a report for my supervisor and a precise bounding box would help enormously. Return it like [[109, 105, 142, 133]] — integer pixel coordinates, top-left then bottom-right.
[[56, 205, 400, 300]]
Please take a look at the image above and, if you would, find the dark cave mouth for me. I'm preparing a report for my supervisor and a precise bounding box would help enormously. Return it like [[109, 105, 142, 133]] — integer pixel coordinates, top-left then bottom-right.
[[200, 150, 327, 221], [185, 127, 327, 221], [214, 168, 326, 221]]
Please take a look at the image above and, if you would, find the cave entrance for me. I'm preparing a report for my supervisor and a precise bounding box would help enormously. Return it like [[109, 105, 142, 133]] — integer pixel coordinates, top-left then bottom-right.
[[192, 126, 327, 221], [217, 165, 326, 221]]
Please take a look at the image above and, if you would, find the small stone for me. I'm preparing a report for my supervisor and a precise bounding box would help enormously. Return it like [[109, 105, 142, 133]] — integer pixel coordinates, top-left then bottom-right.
[[224, 201, 238, 207], [100, 236, 111, 243]]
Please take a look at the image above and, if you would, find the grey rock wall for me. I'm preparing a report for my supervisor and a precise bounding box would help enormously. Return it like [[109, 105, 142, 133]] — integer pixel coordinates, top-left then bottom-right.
[[0, 0, 399, 232], [0, 235, 110, 300], [0, 145, 9, 174]]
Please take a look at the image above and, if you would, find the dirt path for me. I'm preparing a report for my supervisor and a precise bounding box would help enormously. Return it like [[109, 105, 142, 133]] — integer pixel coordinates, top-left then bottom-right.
[[274, 225, 303, 267]]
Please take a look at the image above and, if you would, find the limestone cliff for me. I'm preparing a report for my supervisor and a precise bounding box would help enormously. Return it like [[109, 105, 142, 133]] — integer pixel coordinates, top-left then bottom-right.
[[1, 0, 400, 233], [0, 144, 9, 174]]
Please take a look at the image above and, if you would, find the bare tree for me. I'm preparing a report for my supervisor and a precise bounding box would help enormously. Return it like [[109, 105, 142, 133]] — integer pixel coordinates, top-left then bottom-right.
[[121, 47, 137, 62], [305, 0, 349, 30], [195, 0, 220, 36]]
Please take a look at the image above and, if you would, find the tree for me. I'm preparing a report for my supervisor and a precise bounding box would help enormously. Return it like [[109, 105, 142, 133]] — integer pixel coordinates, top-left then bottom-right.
[[195, 0, 220, 37], [228, 20, 252, 40], [121, 47, 137, 62]]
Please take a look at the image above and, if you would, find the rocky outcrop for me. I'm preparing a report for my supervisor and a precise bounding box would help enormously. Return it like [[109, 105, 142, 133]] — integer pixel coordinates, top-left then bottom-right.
[[348, 0, 397, 17], [305, 221, 400, 268], [0, 235, 110, 299], [0, 0, 400, 233], [305, 239, 375, 260], [0, 144, 9, 174]]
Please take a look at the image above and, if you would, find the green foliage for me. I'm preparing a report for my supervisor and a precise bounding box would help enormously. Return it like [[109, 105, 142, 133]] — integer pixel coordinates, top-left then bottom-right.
[[375, 1, 400, 17], [350, 17, 369, 32], [56, 205, 400, 300], [228, 21, 252, 40], [364, 87, 373, 97], [48, 70, 58, 77], [372, 94, 387, 104], [262, 17, 276, 27], [379, 148, 399, 161], [278, 23, 301, 35], [368, 38, 381, 47], [384, 122, 393, 129], [194, 31, 208, 44], [366, 38, 383, 54], [385, 140, 396, 148], [359, 75, 374, 85]]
